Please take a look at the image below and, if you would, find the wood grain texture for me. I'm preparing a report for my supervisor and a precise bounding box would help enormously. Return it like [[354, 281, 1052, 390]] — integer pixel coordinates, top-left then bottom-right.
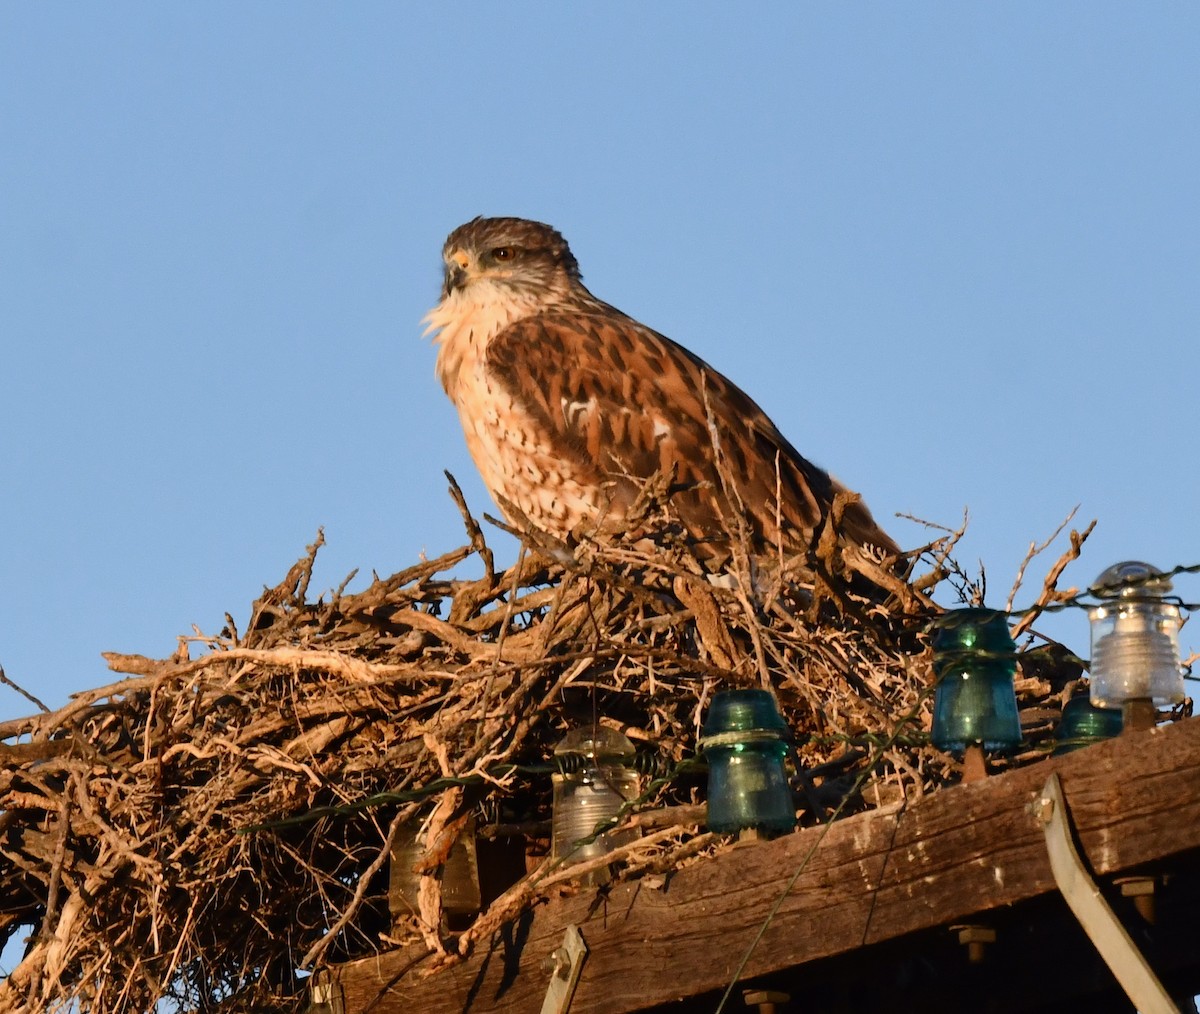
[[335, 716, 1200, 1013]]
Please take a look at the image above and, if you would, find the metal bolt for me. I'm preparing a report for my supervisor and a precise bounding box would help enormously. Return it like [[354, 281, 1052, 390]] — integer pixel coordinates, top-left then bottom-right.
[[951, 924, 996, 964], [743, 988, 790, 1013], [1114, 874, 1157, 924], [542, 945, 569, 975]]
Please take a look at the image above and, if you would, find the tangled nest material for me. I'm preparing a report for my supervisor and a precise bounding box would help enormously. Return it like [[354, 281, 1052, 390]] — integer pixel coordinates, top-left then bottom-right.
[[0, 477, 1093, 1013]]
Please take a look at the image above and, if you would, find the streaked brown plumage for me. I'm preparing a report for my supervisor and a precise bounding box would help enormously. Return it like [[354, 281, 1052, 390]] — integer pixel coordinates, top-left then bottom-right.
[[424, 216, 898, 571]]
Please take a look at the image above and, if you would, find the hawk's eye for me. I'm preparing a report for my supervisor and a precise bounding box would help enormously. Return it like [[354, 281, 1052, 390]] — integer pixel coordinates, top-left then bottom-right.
[[491, 246, 515, 261]]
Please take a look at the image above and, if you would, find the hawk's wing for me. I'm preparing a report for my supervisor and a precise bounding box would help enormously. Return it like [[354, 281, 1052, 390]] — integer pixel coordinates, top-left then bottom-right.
[[485, 307, 897, 557]]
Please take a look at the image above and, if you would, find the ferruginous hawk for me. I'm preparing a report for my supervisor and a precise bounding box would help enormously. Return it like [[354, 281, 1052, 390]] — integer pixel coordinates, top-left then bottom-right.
[[423, 216, 898, 577]]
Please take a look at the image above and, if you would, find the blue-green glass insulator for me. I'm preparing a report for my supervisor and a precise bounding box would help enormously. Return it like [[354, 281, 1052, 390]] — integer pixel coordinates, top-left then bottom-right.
[[930, 609, 1022, 754], [701, 690, 795, 834], [1053, 693, 1124, 755]]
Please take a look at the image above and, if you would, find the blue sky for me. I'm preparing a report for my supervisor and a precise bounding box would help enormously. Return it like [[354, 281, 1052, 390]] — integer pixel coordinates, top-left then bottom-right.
[[2, 4, 1197, 723]]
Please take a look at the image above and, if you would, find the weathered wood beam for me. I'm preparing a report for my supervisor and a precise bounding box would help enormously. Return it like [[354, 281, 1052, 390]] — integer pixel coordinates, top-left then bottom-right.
[[334, 716, 1200, 1013]]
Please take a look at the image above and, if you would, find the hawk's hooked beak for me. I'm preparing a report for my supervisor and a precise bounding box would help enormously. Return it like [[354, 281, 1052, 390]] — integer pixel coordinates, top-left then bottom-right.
[[443, 264, 467, 296], [443, 250, 471, 297]]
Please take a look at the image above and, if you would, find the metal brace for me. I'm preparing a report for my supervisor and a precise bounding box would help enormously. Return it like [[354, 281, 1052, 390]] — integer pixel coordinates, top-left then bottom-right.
[[1035, 772, 1179, 1014], [306, 971, 345, 1014], [541, 924, 588, 1014]]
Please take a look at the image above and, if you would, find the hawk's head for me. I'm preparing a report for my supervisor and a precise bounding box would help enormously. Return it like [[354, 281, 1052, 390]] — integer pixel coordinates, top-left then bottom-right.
[[439, 217, 582, 301]]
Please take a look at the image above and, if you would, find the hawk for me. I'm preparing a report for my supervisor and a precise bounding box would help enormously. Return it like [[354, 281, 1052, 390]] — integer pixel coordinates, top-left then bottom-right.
[[424, 216, 898, 580]]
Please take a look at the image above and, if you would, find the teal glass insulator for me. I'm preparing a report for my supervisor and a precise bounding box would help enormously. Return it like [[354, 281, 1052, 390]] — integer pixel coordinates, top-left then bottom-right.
[[700, 689, 795, 835], [1053, 692, 1124, 755], [930, 608, 1022, 754]]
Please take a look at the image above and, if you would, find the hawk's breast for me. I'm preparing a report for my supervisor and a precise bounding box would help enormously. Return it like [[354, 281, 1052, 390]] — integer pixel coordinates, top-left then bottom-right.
[[431, 292, 614, 537], [460, 359, 608, 534]]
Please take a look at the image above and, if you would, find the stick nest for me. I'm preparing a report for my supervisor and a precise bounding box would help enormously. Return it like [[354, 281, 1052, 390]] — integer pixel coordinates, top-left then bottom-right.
[[0, 479, 1091, 1012]]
